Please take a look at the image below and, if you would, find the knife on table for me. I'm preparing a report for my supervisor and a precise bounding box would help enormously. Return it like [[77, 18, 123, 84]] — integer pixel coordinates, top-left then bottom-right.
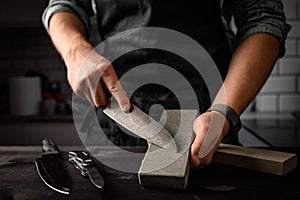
[[103, 103, 178, 153], [35, 138, 71, 194], [68, 151, 104, 189]]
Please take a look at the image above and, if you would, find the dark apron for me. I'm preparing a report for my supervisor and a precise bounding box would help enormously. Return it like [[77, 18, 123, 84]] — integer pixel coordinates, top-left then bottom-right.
[[93, 0, 233, 146]]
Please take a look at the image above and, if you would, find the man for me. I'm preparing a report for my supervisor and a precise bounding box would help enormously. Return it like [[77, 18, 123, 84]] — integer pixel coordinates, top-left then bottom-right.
[[42, 0, 290, 167]]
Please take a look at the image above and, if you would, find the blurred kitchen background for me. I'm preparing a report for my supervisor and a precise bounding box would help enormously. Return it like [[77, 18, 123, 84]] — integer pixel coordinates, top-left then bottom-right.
[[0, 0, 299, 147]]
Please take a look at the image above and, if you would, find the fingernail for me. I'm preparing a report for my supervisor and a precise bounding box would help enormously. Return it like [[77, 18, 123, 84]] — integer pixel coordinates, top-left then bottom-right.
[[193, 156, 201, 166], [122, 103, 131, 112]]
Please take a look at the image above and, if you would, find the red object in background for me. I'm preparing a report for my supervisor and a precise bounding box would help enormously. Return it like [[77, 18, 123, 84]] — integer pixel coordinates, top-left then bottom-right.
[[42, 92, 54, 100], [55, 93, 65, 102]]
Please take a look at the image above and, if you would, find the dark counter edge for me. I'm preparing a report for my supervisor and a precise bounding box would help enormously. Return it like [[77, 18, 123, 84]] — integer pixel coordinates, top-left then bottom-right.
[[0, 114, 74, 122]]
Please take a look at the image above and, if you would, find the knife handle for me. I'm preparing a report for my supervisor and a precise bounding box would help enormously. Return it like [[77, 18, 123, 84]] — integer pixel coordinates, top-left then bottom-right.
[[42, 138, 59, 153]]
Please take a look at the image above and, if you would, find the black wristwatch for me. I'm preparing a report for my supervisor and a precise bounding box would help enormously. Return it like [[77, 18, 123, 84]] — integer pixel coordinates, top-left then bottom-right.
[[207, 104, 242, 142]]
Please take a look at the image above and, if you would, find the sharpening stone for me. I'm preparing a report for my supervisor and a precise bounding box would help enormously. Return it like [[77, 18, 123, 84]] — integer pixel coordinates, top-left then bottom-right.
[[138, 110, 198, 189], [138, 110, 298, 189]]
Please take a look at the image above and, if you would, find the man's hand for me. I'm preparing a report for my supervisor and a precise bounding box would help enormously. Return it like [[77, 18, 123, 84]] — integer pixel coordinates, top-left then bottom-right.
[[49, 12, 130, 111], [190, 111, 230, 167], [67, 49, 131, 111], [190, 33, 280, 167]]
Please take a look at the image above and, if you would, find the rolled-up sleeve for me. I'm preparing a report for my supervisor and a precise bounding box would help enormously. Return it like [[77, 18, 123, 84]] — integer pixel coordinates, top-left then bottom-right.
[[233, 0, 291, 57], [42, 0, 94, 35]]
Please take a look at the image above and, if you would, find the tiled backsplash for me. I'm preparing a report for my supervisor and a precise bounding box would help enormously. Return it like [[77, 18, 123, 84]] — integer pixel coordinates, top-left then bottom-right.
[[0, 0, 299, 114], [0, 27, 70, 114], [256, 0, 300, 112], [0, 18, 101, 114]]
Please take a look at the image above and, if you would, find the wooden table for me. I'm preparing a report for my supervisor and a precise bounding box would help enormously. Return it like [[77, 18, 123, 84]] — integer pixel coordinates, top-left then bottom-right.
[[0, 146, 300, 200]]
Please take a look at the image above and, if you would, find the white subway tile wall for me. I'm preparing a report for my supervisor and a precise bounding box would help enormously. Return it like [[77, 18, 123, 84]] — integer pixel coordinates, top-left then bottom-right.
[[285, 39, 297, 56], [271, 61, 280, 75], [256, 0, 300, 112], [261, 76, 296, 93], [285, 0, 298, 19], [286, 21, 300, 38], [280, 58, 300, 74], [279, 94, 300, 111], [256, 94, 278, 112]]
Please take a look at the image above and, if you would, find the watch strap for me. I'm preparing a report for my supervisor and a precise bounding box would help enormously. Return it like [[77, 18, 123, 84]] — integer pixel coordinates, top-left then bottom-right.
[[207, 104, 242, 137]]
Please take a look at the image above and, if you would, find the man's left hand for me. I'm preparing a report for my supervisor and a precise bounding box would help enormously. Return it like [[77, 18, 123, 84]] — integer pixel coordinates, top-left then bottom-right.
[[190, 111, 230, 167]]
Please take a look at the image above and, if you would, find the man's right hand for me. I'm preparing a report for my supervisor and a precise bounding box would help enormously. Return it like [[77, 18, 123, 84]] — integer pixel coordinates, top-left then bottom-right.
[[67, 49, 131, 112], [48, 13, 131, 112]]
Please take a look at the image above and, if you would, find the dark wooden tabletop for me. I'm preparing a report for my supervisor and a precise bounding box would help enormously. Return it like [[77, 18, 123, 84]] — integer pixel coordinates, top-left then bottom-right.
[[0, 146, 300, 200]]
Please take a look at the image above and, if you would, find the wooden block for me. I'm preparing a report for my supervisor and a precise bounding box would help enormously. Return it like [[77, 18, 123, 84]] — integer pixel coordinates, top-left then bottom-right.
[[213, 143, 297, 176], [138, 110, 198, 189]]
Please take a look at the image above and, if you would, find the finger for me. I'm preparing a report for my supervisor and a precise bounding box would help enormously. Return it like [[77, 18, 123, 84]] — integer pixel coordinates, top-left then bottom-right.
[[101, 65, 131, 112], [191, 135, 215, 167], [197, 135, 223, 167], [94, 81, 109, 108], [191, 119, 203, 166], [190, 153, 201, 166], [190, 134, 203, 166], [198, 125, 225, 167]]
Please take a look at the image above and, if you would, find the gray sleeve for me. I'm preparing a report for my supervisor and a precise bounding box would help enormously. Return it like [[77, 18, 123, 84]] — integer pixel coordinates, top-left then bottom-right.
[[233, 0, 291, 57], [42, 0, 94, 36]]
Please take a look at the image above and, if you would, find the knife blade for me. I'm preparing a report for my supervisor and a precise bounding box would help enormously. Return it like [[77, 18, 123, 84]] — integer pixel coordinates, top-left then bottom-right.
[[103, 103, 178, 153], [68, 151, 104, 189], [35, 138, 71, 194]]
